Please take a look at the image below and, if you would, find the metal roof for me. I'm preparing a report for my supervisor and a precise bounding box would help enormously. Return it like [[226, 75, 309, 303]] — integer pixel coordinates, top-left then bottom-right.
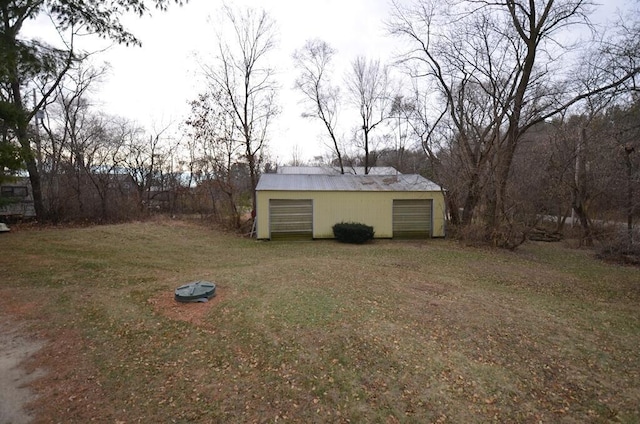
[[256, 173, 442, 192], [277, 166, 401, 175]]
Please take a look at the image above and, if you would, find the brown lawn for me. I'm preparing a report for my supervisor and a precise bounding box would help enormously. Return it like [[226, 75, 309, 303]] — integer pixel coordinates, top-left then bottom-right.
[[0, 219, 638, 423]]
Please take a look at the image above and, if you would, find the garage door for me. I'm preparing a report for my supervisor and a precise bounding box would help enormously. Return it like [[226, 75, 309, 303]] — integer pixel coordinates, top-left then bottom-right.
[[269, 199, 313, 240], [393, 199, 432, 239]]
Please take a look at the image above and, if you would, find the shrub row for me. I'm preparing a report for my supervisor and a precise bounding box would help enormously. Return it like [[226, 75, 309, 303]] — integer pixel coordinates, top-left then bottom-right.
[[332, 222, 374, 244]]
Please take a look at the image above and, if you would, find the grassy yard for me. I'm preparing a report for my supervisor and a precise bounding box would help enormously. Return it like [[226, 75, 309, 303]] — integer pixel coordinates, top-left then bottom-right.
[[1, 219, 639, 423]]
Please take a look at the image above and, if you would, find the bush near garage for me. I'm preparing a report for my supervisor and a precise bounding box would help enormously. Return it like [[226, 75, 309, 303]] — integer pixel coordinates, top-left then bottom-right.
[[332, 222, 375, 244]]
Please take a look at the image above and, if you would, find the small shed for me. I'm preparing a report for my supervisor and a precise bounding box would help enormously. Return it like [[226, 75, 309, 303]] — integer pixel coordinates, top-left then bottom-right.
[[255, 171, 445, 240]]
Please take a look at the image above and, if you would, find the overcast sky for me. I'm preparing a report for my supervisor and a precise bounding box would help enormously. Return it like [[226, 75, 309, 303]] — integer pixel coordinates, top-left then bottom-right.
[[25, 0, 631, 164], [90, 0, 399, 164]]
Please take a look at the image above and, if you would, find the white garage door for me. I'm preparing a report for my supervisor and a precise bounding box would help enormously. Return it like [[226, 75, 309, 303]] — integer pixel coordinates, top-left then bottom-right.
[[269, 199, 313, 240], [393, 199, 432, 239]]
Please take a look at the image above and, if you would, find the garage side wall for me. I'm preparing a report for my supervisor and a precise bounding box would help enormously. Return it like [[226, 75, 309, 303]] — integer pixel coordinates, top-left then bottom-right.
[[256, 190, 445, 239]]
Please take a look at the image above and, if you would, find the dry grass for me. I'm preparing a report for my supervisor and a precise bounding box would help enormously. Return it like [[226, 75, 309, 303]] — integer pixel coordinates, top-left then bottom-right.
[[1, 218, 639, 423]]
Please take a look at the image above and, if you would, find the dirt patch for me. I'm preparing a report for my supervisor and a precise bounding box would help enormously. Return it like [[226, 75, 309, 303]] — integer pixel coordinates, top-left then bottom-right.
[[0, 321, 44, 424], [0, 291, 111, 423], [147, 286, 224, 327]]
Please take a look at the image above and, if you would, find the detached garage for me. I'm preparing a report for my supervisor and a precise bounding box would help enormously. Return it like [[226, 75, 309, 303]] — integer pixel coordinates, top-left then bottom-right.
[[255, 172, 445, 240]]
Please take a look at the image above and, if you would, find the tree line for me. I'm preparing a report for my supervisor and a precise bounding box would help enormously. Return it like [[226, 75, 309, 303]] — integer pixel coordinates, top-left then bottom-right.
[[1, 0, 638, 248]]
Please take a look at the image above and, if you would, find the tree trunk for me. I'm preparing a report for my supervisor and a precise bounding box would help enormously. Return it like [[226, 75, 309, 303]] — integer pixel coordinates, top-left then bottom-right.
[[625, 145, 634, 242], [24, 153, 46, 220], [461, 172, 482, 225], [335, 145, 345, 174], [11, 81, 46, 221], [572, 202, 593, 247], [446, 193, 460, 226], [364, 128, 370, 174], [573, 128, 593, 247], [491, 134, 519, 238], [248, 153, 258, 214]]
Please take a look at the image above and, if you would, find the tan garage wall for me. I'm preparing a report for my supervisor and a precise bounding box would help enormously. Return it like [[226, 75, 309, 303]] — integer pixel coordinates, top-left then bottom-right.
[[256, 190, 446, 240]]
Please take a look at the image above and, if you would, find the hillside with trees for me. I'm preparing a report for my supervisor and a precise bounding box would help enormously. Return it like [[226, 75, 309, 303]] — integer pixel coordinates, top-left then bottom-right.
[[1, 0, 638, 255]]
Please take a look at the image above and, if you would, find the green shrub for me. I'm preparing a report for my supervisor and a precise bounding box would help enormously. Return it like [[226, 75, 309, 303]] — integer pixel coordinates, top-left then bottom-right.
[[332, 222, 374, 244]]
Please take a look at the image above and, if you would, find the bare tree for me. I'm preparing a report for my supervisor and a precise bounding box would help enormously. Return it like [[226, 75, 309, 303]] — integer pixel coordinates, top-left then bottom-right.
[[121, 125, 171, 215], [389, 0, 640, 247], [0, 0, 185, 221], [289, 144, 304, 167], [345, 57, 391, 174], [293, 39, 344, 173], [393, 84, 455, 220], [29, 62, 150, 222], [185, 91, 244, 227], [81, 117, 131, 221], [50, 110, 132, 221], [36, 64, 107, 218], [608, 100, 640, 242], [202, 5, 279, 213]]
